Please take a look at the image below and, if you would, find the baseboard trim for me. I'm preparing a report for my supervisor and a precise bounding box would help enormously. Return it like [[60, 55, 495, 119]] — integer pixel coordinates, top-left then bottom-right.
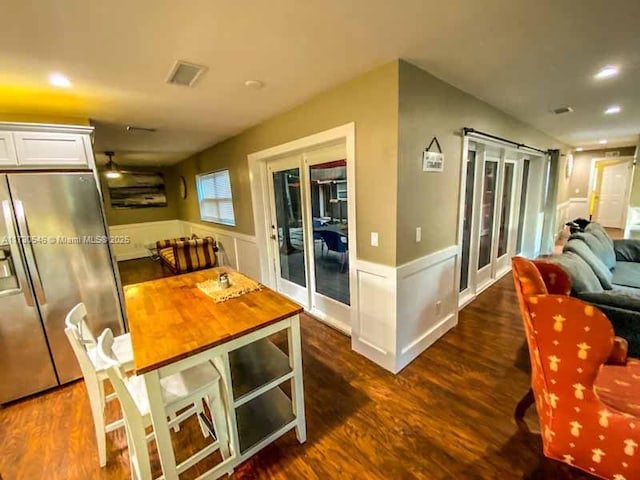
[[396, 313, 458, 373]]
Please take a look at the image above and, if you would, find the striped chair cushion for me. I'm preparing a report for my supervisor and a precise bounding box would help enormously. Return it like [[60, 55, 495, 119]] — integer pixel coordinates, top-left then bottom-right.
[[173, 237, 217, 273], [156, 237, 189, 250], [158, 247, 177, 272]]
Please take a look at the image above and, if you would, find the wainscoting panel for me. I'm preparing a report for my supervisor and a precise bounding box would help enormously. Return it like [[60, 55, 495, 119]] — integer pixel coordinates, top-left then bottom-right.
[[108, 220, 182, 261], [351, 260, 397, 373], [181, 221, 259, 278], [567, 197, 589, 222], [396, 245, 458, 372], [109, 220, 260, 279], [555, 200, 570, 236]]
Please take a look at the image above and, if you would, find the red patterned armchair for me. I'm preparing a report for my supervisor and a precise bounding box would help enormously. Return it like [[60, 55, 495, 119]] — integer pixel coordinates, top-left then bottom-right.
[[512, 257, 640, 479]]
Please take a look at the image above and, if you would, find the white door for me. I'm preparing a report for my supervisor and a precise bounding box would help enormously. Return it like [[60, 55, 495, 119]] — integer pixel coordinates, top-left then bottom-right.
[[596, 162, 630, 228], [494, 160, 518, 273], [475, 156, 500, 290], [267, 156, 310, 307], [302, 144, 351, 332]]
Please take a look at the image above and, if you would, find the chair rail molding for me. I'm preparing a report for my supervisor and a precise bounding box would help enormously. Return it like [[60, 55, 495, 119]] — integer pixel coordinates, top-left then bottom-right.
[[108, 219, 260, 280], [109, 217, 459, 374], [108, 219, 183, 261]]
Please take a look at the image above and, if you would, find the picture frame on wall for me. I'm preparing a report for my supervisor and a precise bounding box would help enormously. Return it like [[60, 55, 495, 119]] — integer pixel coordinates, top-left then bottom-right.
[[107, 171, 168, 209]]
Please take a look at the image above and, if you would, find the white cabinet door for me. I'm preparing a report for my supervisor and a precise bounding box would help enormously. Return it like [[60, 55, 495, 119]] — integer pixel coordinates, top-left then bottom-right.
[[0, 132, 17, 166], [13, 132, 88, 167]]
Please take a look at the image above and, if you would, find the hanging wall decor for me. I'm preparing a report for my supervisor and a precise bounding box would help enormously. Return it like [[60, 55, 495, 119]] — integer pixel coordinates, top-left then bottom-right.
[[107, 171, 168, 208], [422, 136, 444, 172]]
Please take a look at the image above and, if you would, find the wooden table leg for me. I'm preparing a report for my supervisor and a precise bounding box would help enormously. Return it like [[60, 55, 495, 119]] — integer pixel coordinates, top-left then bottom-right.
[[288, 315, 307, 443], [143, 370, 179, 480]]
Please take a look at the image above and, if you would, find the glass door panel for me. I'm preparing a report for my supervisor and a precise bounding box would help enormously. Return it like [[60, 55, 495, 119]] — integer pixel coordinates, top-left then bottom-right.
[[478, 160, 498, 270], [459, 150, 476, 292], [268, 158, 309, 306], [497, 162, 515, 257], [516, 159, 530, 254], [309, 160, 350, 306]]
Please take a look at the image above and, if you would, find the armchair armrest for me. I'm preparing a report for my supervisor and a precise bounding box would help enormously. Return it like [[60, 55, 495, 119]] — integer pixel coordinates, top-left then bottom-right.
[[608, 336, 629, 365], [614, 238, 640, 263]]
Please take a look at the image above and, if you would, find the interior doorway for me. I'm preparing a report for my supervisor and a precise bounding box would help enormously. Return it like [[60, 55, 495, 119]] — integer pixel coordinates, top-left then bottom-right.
[[249, 124, 356, 335], [592, 159, 633, 229]]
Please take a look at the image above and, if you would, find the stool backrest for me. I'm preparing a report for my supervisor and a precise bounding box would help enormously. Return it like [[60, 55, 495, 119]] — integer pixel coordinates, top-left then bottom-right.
[[64, 303, 99, 382]]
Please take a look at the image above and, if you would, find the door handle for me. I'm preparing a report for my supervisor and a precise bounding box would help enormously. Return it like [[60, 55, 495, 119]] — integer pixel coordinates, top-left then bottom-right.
[[2, 200, 36, 307], [13, 200, 47, 306]]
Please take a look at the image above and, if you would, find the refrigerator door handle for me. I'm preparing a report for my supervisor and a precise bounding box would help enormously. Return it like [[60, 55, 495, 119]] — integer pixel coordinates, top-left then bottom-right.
[[13, 200, 47, 306], [1, 200, 36, 307]]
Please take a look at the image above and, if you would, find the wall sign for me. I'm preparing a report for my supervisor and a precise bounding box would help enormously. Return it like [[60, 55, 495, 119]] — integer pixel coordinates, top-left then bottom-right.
[[422, 136, 444, 172]]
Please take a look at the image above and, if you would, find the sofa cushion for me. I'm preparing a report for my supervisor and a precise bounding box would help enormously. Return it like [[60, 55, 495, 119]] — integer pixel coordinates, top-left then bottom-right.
[[614, 238, 640, 263], [563, 239, 613, 289], [548, 252, 603, 294], [158, 247, 176, 266], [577, 289, 640, 312], [569, 223, 617, 270], [594, 358, 640, 416], [612, 261, 640, 288]]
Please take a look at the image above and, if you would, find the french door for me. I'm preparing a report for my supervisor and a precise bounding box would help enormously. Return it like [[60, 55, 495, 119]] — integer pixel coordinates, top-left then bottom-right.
[[459, 140, 546, 306], [267, 156, 309, 306], [266, 143, 351, 333]]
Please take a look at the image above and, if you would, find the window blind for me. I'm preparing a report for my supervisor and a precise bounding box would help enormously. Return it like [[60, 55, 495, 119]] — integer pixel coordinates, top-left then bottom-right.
[[196, 170, 236, 226]]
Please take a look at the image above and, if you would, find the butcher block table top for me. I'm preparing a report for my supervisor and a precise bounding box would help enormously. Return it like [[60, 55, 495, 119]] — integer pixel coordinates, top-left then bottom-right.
[[124, 267, 303, 374]]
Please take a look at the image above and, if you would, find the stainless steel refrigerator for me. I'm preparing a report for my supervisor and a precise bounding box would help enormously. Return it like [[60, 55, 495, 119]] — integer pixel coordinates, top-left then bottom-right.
[[0, 172, 124, 403]]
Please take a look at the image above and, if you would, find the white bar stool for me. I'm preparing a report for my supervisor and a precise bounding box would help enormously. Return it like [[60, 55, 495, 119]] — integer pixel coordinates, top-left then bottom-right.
[[65, 303, 202, 467], [64, 303, 135, 466], [97, 328, 231, 480]]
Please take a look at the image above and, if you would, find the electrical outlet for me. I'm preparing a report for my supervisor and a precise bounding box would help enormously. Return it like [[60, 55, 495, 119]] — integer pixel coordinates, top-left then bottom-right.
[[371, 232, 379, 247], [415, 227, 422, 243]]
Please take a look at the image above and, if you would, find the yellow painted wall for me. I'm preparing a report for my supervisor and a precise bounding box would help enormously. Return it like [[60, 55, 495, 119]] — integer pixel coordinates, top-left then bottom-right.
[[0, 112, 90, 126], [172, 61, 400, 266]]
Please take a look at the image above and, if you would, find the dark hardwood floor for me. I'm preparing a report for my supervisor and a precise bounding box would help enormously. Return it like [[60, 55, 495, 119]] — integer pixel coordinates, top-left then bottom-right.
[[0, 262, 594, 479]]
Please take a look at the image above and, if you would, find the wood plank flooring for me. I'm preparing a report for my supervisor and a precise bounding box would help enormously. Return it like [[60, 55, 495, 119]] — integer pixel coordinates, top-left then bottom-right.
[[0, 261, 594, 479]]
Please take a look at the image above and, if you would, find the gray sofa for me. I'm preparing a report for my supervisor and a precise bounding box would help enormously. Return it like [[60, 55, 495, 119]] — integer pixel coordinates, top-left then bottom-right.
[[548, 222, 640, 355]]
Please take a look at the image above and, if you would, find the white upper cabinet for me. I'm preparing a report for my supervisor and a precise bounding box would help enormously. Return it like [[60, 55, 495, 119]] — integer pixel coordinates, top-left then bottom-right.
[[13, 131, 89, 167], [0, 133, 18, 166]]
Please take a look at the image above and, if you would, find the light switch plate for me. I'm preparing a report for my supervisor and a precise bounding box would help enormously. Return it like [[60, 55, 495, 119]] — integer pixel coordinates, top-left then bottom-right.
[[371, 232, 379, 247], [416, 227, 422, 242]]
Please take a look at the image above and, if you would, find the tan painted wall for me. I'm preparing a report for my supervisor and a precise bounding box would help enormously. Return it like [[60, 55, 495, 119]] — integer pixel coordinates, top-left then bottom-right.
[[172, 61, 400, 266], [569, 146, 637, 197], [396, 60, 569, 265], [99, 166, 179, 226]]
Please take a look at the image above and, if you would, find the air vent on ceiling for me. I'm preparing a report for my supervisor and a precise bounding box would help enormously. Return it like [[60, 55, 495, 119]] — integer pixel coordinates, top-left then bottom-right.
[[166, 60, 207, 87], [552, 106, 574, 115]]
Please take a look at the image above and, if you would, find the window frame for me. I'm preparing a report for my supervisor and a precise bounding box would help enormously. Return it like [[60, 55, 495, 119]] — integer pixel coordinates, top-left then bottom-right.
[[195, 169, 236, 226]]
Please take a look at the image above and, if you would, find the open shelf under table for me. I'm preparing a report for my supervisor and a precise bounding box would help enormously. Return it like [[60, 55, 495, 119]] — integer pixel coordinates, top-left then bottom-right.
[[236, 386, 296, 454], [229, 337, 292, 404]]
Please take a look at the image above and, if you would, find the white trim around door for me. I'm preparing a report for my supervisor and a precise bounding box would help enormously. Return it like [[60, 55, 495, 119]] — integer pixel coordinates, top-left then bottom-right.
[[248, 123, 356, 335]]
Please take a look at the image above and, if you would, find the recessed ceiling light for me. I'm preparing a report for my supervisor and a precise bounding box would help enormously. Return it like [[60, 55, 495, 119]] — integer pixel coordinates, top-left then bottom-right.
[[604, 105, 621, 114], [595, 66, 619, 79], [244, 80, 264, 89], [576, 147, 583, 152], [49, 73, 72, 88], [599, 139, 608, 145]]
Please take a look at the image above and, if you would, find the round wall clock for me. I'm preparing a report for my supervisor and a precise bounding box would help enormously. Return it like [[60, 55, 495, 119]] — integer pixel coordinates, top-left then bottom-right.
[[179, 176, 187, 199]]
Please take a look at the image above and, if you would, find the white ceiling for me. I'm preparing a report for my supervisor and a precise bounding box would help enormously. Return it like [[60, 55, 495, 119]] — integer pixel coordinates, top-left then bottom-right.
[[1, 0, 639, 165]]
